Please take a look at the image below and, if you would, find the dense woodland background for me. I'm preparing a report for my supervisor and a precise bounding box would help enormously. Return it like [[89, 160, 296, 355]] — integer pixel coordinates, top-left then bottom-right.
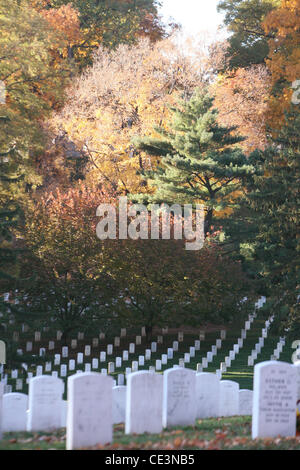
[[0, 0, 299, 368]]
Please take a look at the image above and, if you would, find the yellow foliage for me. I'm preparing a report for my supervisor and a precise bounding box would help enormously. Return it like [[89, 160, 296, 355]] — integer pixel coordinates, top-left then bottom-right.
[[50, 36, 210, 193], [263, 0, 300, 130]]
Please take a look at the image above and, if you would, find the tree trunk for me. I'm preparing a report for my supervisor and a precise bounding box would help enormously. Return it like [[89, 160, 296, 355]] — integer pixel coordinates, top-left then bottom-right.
[[204, 209, 213, 236]]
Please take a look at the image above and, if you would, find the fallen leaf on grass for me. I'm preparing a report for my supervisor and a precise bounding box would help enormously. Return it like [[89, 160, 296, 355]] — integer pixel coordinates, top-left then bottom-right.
[[170, 430, 184, 435], [173, 438, 182, 448]]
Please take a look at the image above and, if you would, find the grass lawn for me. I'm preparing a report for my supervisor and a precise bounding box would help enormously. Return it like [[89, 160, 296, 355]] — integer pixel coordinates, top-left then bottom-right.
[[1, 417, 300, 450]]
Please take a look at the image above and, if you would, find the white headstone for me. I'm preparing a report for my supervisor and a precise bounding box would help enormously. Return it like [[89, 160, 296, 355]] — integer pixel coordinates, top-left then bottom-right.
[[145, 349, 151, 360], [138, 356, 145, 366], [100, 351, 106, 362], [54, 354, 61, 366], [113, 386, 126, 424], [239, 389, 253, 416], [207, 352, 213, 363], [125, 371, 163, 435], [61, 400, 67, 428], [116, 357, 122, 368], [117, 374, 124, 386], [161, 354, 167, 365], [167, 348, 173, 359], [219, 380, 239, 417], [199, 331, 205, 341], [202, 358, 208, 369], [3, 393, 28, 432], [252, 361, 297, 439], [62, 346, 68, 358], [34, 331, 41, 342], [0, 383, 3, 438], [196, 372, 220, 419], [162, 368, 196, 428], [66, 373, 113, 450], [136, 336, 141, 345], [157, 336, 163, 344], [55, 331, 62, 341], [27, 376, 64, 431], [184, 353, 190, 364]]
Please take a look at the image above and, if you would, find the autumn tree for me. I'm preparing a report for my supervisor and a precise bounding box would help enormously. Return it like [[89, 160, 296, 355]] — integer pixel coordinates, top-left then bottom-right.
[[40, 3, 83, 64], [20, 184, 120, 340], [49, 36, 215, 193], [213, 65, 271, 153], [111, 236, 252, 339], [0, 0, 73, 188], [31, 0, 167, 67], [262, 0, 300, 130]]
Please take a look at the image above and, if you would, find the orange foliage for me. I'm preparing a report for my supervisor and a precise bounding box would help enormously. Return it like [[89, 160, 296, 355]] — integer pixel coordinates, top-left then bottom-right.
[[41, 4, 82, 47], [213, 65, 271, 153], [263, 0, 300, 129]]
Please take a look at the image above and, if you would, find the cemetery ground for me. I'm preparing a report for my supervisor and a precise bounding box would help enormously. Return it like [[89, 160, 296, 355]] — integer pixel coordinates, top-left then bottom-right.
[[2, 416, 300, 450], [2, 304, 299, 451]]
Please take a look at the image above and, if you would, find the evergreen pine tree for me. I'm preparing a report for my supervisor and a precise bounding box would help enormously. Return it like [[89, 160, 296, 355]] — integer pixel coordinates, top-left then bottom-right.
[[132, 89, 255, 233], [226, 108, 300, 335]]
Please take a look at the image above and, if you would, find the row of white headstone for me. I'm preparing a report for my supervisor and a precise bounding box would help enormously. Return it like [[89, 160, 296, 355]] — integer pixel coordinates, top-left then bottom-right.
[[2, 358, 300, 449], [2, 331, 214, 389], [2, 297, 267, 393], [21, 326, 187, 353], [0, 369, 252, 449], [216, 297, 268, 374]]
